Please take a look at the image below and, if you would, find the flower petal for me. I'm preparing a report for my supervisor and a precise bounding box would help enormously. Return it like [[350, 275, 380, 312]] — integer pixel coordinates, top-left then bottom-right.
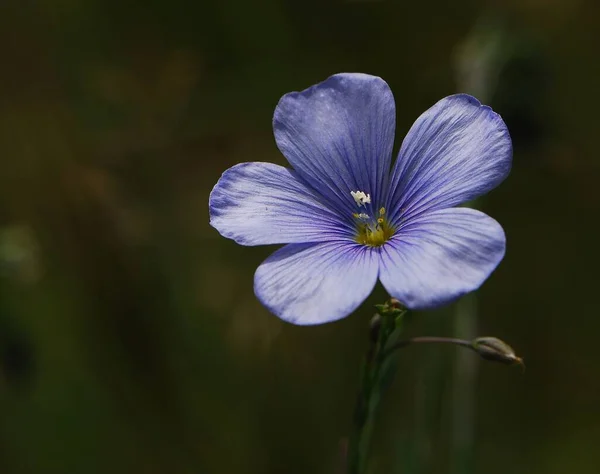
[[387, 94, 512, 224], [254, 241, 379, 325], [379, 208, 505, 309], [209, 162, 353, 246], [274, 73, 396, 216]]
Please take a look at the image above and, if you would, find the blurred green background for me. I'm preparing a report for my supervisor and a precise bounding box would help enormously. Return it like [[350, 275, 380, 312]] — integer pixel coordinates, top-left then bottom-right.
[[1, 0, 599, 473]]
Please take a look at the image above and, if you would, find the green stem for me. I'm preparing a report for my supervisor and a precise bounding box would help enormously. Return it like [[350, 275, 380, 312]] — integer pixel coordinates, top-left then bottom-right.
[[347, 302, 406, 474], [346, 304, 521, 474], [382, 337, 472, 359]]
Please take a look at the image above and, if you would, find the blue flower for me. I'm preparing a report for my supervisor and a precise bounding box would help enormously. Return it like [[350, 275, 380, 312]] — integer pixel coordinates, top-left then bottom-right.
[[209, 73, 512, 325]]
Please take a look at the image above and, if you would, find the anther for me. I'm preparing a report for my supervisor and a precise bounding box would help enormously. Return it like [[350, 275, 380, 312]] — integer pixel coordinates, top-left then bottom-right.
[[351, 191, 371, 207]]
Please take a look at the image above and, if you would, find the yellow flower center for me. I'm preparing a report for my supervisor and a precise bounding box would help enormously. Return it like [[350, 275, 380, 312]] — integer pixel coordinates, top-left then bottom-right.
[[352, 205, 394, 247]]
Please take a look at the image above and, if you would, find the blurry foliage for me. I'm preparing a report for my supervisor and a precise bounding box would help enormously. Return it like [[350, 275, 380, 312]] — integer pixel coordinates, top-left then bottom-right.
[[0, 0, 599, 473]]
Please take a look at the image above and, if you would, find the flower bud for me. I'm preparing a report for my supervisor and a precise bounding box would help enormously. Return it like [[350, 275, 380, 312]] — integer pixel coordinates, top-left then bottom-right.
[[374, 298, 406, 318], [471, 337, 524, 367], [388, 298, 403, 310]]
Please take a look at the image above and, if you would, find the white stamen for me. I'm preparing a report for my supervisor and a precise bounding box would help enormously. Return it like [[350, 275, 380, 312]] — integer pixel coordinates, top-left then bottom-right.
[[353, 212, 370, 220], [351, 191, 371, 207]]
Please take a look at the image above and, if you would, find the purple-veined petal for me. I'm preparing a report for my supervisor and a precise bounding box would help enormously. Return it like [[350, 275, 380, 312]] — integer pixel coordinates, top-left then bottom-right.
[[209, 162, 354, 246], [379, 207, 505, 309], [387, 94, 512, 224], [254, 241, 379, 325], [274, 73, 396, 216]]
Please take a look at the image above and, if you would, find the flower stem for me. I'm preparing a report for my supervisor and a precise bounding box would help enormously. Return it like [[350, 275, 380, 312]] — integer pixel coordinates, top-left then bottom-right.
[[346, 302, 522, 474], [383, 336, 472, 358], [347, 300, 406, 474]]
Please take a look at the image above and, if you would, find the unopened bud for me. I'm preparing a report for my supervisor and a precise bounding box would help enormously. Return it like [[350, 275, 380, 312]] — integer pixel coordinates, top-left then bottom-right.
[[388, 298, 403, 310], [471, 337, 524, 368]]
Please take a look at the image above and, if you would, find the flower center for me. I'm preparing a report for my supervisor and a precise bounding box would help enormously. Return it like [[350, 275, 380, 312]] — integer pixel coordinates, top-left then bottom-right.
[[350, 191, 394, 247]]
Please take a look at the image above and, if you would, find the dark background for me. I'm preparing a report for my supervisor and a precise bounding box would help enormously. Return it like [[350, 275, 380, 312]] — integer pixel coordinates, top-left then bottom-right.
[[0, 1, 599, 473]]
